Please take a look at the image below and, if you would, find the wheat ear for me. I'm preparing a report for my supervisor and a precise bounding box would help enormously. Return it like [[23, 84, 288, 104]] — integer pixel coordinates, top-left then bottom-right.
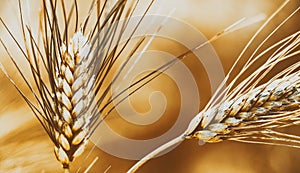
[[0, 0, 160, 171], [128, 68, 300, 173], [128, 40, 300, 173], [128, 1, 300, 172], [52, 30, 93, 170], [190, 71, 300, 143]]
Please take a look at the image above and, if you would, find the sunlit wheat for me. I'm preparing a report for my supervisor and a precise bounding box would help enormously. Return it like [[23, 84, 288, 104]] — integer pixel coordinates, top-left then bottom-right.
[[0, 0, 160, 171], [128, 1, 300, 172]]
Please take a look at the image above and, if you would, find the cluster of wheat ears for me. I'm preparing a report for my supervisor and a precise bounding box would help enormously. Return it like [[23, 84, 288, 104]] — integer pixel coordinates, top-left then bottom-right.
[[0, 0, 299, 172]]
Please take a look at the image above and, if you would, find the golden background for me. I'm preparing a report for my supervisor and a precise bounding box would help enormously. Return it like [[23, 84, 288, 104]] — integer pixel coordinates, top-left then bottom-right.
[[0, 0, 299, 172]]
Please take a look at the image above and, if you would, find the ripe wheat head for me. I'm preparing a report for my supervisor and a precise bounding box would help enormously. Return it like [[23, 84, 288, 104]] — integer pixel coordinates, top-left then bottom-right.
[[0, 0, 159, 171], [127, 1, 300, 172]]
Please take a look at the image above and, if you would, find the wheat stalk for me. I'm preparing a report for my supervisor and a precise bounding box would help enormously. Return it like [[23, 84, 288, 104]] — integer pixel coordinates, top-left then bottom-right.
[[0, 0, 161, 171], [127, 1, 300, 172], [128, 69, 300, 172]]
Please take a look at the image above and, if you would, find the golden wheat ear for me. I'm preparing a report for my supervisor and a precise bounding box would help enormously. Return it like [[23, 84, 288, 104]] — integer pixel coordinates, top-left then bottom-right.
[[127, 1, 300, 172], [0, 0, 161, 171]]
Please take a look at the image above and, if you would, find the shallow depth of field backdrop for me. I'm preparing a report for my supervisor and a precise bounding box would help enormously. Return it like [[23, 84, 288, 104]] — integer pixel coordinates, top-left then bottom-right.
[[0, 0, 299, 172]]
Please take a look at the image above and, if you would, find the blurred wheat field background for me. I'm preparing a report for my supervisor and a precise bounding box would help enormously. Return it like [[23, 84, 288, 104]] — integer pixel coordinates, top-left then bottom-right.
[[0, 0, 299, 172]]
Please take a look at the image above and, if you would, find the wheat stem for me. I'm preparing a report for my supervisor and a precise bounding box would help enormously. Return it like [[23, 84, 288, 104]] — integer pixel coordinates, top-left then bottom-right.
[[127, 134, 186, 173], [104, 165, 112, 173], [83, 157, 99, 173]]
